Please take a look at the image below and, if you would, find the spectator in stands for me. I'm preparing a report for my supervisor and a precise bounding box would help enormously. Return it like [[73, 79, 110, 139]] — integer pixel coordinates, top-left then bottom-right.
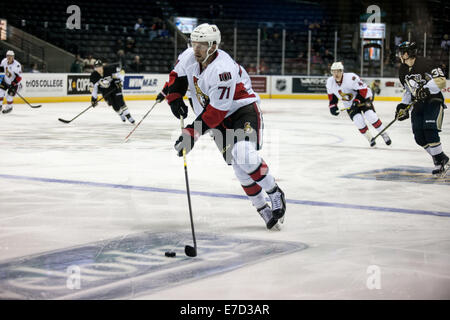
[[247, 63, 257, 75], [31, 63, 40, 73], [128, 55, 142, 73], [258, 59, 269, 74], [322, 49, 334, 65], [158, 23, 169, 39], [313, 38, 325, 55], [117, 50, 126, 69], [70, 54, 84, 73], [134, 18, 146, 35], [114, 39, 124, 55], [83, 54, 96, 73], [148, 18, 159, 41], [125, 37, 136, 54], [394, 34, 403, 47], [440, 34, 450, 61]]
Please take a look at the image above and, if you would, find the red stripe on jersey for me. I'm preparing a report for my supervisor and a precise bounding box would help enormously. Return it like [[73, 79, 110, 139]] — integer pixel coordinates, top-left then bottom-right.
[[168, 71, 178, 87], [359, 88, 368, 98], [328, 94, 334, 101], [182, 127, 200, 140], [166, 92, 182, 104], [201, 104, 228, 129], [242, 182, 262, 197], [372, 119, 382, 128], [13, 76, 22, 84], [249, 160, 269, 182], [359, 126, 368, 134], [234, 82, 256, 100]]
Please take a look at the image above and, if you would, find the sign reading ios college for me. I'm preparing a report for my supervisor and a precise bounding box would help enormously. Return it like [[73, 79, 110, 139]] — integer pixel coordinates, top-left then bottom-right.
[[20, 73, 66, 97]]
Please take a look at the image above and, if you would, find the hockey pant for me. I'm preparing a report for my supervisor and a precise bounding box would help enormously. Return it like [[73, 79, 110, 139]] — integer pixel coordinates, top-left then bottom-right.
[[211, 102, 276, 209], [411, 98, 445, 156], [347, 102, 386, 135]]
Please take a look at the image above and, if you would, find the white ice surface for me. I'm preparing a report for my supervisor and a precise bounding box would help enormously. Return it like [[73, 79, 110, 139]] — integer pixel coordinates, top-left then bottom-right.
[[0, 99, 449, 299]]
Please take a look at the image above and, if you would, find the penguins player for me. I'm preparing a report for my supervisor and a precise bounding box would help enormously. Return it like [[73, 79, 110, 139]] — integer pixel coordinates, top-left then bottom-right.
[[90, 60, 135, 124], [396, 41, 448, 177]]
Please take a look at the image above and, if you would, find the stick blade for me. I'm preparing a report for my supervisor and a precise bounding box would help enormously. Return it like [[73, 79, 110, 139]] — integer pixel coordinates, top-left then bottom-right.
[[185, 245, 197, 257], [30, 105, 42, 108], [58, 118, 71, 124]]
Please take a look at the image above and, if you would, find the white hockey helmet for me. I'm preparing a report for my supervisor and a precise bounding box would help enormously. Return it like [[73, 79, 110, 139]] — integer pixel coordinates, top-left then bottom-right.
[[190, 23, 221, 47], [6, 50, 15, 57], [330, 61, 344, 71]]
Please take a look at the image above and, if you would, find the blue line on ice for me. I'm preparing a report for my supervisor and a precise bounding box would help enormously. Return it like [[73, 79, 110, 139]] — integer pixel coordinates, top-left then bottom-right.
[[0, 173, 449, 217]]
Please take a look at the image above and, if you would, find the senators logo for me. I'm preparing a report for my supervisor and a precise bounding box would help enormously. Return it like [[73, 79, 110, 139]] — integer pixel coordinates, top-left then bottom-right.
[[338, 90, 353, 102], [243, 122, 253, 134], [193, 76, 210, 108]]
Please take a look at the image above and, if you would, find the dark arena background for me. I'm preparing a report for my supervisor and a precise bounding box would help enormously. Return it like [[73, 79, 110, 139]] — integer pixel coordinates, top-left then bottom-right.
[[0, 0, 449, 309]]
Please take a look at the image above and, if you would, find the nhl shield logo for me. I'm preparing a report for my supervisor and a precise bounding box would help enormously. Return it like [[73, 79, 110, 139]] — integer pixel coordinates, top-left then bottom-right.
[[276, 79, 286, 91]]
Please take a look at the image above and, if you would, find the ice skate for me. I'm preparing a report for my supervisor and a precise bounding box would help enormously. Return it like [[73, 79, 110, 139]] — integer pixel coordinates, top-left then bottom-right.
[[382, 133, 392, 145], [363, 131, 376, 147], [2, 105, 12, 114], [432, 153, 449, 178], [125, 113, 135, 124], [257, 204, 282, 231], [267, 185, 286, 221]]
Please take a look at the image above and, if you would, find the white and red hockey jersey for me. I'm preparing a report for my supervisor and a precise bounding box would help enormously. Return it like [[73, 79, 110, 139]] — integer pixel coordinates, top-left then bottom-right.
[[326, 72, 372, 109], [167, 48, 259, 130], [0, 58, 22, 85]]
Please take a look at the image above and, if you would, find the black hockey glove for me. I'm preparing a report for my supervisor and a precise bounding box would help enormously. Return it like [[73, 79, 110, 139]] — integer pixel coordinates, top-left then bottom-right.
[[415, 86, 430, 102], [395, 103, 410, 121], [169, 98, 188, 119], [329, 105, 339, 116], [113, 79, 122, 91], [0, 80, 8, 91], [7, 84, 18, 96], [174, 125, 198, 157], [156, 92, 166, 103], [91, 96, 98, 107]]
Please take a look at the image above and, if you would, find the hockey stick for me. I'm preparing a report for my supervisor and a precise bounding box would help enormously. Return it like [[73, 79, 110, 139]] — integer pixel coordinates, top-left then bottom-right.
[[58, 96, 104, 124], [15, 91, 42, 108], [371, 101, 415, 143], [58, 88, 117, 124], [180, 116, 197, 257], [124, 100, 159, 142], [371, 79, 419, 143]]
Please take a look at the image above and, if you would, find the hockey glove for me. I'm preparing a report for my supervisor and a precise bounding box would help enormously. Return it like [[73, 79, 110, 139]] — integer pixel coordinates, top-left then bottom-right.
[[91, 96, 98, 107], [169, 98, 188, 119], [174, 125, 199, 157], [329, 105, 339, 116], [113, 79, 122, 91], [156, 92, 166, 103], [415, 86, 430, 102], [0, 80, 8, 91], [7, 84, 18, 96], [395, 103, 410, 121]]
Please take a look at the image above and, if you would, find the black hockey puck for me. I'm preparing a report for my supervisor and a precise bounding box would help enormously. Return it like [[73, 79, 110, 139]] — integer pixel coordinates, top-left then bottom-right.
[[165, 251, 176, 257]]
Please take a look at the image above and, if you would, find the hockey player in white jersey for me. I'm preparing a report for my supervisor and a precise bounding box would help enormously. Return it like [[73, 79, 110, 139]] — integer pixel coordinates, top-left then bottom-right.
[[0, 51, 22, 114], [162, 23, 286, 230], [326, 62, 391, 147]]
